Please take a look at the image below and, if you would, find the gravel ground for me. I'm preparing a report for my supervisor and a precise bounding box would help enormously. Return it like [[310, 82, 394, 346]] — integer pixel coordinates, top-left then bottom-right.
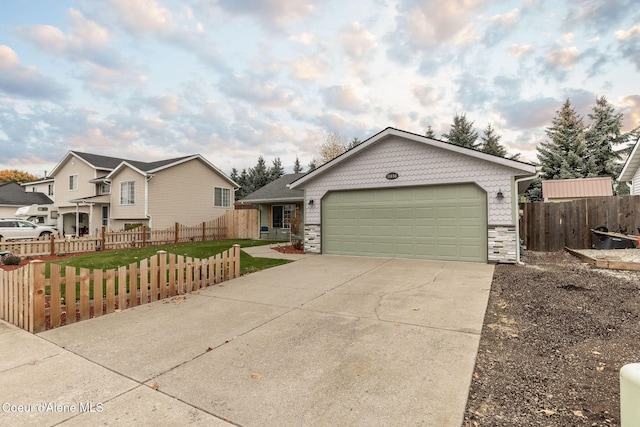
[[463, 250, 640, 427]]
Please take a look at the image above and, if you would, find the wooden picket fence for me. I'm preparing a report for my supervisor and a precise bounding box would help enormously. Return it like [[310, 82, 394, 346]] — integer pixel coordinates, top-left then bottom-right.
[[0, 245, 240, 333], [0, 209, 259, 257]]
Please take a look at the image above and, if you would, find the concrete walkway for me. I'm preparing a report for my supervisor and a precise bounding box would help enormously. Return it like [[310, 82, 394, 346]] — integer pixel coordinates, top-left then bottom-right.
[[0, 250, 494, 426]]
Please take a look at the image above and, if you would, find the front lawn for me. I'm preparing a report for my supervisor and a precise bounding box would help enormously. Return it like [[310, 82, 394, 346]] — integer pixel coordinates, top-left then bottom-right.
[[48, 239, 290, 276]]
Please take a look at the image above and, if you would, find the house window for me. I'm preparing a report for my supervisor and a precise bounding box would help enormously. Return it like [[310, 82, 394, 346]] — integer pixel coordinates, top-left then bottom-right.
[[99, 183, 111, 195], [214, 187, 231, 207], [120, 181, 135, 205], [272, 204, 296, 229], [69, 175, 78, 191], [48, 184, 54, 196]]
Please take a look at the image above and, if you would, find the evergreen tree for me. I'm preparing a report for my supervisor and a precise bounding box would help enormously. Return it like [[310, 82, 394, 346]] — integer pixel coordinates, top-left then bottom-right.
[[347, 137, 362, 150], [230, 168, 239, 184], [234, 168, 251, 200], [270, 157, 285, 181], [442, 113, 479, 149], [293, 156, 303, 173], [425, 126, 436, 139], [480, 123, 507, 157], [249, 156, 270, 192], [308, 159, 317, 172], [584, 96, 629, 179], [537, 99, 586, 180], [524, 178, 543, 202]]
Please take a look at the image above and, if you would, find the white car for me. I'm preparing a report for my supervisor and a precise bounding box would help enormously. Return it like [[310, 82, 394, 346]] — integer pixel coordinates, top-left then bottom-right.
[[0, 218, 59, 241]]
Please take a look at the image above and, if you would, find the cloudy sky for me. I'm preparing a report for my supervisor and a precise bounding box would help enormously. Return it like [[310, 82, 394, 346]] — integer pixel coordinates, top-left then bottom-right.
[[1, 0, 639, 177]]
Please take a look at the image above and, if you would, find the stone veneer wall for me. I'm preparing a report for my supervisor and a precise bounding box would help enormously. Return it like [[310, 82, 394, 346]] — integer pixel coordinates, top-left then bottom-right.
[[304, 224, 321, 254], [488, 226, 517, 263]]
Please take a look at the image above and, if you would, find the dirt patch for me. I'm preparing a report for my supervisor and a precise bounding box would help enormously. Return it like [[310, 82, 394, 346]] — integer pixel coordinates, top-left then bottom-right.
[[464, 250, 640, 426], [271, 244, 305, 254], [0, 252, 94, 271]]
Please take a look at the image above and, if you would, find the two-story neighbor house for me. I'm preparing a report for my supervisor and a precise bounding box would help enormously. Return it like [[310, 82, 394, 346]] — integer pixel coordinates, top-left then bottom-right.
[[48, 151, 237, 236]]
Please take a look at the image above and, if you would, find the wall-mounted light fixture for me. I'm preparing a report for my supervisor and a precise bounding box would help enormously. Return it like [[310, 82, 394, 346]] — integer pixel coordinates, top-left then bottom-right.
[[496, 189, 504, 200], [308, 199, 314, 205]]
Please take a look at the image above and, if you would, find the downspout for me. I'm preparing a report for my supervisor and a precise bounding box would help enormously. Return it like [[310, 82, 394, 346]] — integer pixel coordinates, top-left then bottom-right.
[[145, 174, 153, 229], [514, 171, 540, 265]]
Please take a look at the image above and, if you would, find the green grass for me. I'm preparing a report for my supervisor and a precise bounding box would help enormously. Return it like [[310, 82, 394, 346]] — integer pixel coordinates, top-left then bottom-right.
[[48, 239, 291, 277]]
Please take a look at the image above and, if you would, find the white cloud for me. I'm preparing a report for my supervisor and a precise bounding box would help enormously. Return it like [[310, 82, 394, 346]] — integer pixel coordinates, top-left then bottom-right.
[[508, 43, 535, 58], [338, 22, 377, 60], [219, 73, 299, 109], [0, 45, 66, 99], [399, 0, 484, 48], [547, 46, 579, 69], [412, 85, 441, 106], [289, 56, 329, 81], [321, 85, 367, 113], [289, 31, 318, 45], [489, 8, 519, 26], [217, 0, 315, 31], [105, 0, 176, 35], [616, 24, 640, 41]]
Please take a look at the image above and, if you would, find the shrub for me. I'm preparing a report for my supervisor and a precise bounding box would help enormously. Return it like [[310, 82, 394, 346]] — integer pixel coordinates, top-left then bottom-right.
[[1, 253, 21, 266]]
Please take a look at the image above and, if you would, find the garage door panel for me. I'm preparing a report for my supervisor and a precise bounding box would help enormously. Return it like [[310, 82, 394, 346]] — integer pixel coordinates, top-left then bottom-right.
[[322, 184, 487, 262]]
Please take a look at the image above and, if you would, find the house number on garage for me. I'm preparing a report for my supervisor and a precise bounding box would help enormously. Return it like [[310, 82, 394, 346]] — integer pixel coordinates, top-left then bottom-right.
[[386, 172, 399, 180]]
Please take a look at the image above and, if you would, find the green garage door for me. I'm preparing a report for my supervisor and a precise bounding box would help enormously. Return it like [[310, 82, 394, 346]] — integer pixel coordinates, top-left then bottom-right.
[[322, 184, 487, 262]]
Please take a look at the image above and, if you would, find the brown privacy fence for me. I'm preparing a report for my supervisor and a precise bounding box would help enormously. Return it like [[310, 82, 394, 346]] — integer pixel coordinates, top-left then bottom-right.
[[0, 245, 241, 334], [520, 196, 640, 251], [0, 209, 259, 257]]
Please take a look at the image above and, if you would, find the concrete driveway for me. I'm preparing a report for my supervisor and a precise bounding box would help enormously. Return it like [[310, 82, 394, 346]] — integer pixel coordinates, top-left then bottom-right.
[[1, 251, 494, 426]]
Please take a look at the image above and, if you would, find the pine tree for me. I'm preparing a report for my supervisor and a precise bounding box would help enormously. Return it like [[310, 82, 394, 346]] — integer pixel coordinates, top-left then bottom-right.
[[270, 157, 285, 181], [425, 126, 436, 139], [293, 157, 303, 174], [480, 123, 507, 157], [234, 168, 251, 200], [308, 159, 317, 172], [347, 137, 362, 150], [249, 156, 270, 191], [442, 113, 479, 149], [537, 99, 586, 180], [584, 96, 629, 179]]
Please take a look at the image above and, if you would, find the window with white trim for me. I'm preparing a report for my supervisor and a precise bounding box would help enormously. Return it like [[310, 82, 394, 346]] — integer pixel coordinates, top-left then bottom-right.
[[120, 181, 135, 205], [272, 204, 296, 229], [214, 187, 231, 207], [69, 175, 78, 191]]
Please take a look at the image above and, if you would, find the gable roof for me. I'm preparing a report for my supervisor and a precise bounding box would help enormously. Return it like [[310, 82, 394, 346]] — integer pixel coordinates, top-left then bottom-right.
[[49, 151, 238, 187], [0, 182, 54, 206], [541, 177, 613, 200], [290, 127, 537, 189], [619, 134, 640, 182], [240, 173, 305, 203]]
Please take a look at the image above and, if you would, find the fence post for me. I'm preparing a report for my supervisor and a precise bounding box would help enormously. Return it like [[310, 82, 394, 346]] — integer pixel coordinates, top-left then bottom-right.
[[202, 221, 206, 242], [232, 244, 241, 278], [157, 251, 167, 299], [175, 223, 179, 244], [29, 260, 46, 333], [49, 233, 55, 256], [142, 225, 147, 247], [101, 226, 106, 251]]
